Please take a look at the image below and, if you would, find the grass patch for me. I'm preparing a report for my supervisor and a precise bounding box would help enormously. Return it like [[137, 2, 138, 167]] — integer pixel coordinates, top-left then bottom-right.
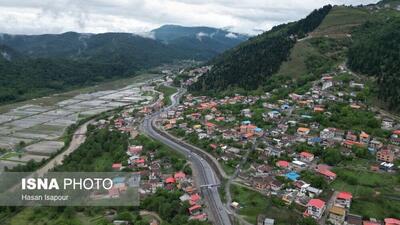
[[156, 85, 177, 106], [314, 6, 371, 37], [275, 40, 318, 79]]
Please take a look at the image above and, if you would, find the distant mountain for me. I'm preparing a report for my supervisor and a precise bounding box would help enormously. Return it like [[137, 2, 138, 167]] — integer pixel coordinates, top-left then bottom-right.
[[151, 25, 249, 59], [0, 44, 22, 62], [0, 32, 188, 68], [0, 25, 248, 105]]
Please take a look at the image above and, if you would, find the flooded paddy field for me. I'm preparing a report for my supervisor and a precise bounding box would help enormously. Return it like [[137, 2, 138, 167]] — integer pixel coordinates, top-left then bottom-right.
[[0, 74, 160, 171]]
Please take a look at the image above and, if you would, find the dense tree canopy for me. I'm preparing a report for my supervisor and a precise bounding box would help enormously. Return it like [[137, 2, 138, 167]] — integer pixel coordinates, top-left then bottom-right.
[[348, 18, 400, 111]]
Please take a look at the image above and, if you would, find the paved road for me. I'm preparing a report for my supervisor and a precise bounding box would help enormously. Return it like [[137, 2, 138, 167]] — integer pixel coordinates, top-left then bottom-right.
[[141, 88, 232, 225]]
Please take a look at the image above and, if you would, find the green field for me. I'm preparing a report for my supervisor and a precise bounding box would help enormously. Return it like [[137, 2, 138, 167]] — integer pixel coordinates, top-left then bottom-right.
[[156, 85, 177, 106], [314, 6, 371, 37], [230, 184, 300, 225], [331, 168, 400, 219]]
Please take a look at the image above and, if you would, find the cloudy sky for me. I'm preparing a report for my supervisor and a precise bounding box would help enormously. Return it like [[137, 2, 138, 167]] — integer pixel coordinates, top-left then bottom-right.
[[0, 0, 379, 35]]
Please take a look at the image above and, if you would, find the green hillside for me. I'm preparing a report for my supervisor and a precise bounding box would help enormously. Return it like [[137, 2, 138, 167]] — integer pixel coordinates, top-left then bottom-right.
[[190, 1, 400, 110], [189, 5, 332, 94]]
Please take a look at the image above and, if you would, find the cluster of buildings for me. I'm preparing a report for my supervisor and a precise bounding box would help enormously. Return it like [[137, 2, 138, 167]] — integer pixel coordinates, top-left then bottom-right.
[[162, 65, 400, 223]]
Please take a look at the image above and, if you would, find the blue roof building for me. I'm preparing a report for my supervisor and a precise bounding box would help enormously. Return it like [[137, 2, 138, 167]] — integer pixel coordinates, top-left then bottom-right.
[[113, 177, 125, 184], [242, 120, 251, 125], [285, 171, 300, 181]]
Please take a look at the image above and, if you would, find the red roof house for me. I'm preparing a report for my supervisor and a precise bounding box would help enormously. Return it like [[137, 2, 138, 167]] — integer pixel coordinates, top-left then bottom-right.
[[190, 193, 201, 205], [112, 163, 122, 171], [174, 171, 186, 181], [317, 168, 337, 180], [188, 204, 202, 214], [165, 177, 176, 184], [305, 199, 326, 219], [385, 218, 400, 225], [336, 191, 353, 208], [300, 151, 315, 162], [276, 160, 289, 168]]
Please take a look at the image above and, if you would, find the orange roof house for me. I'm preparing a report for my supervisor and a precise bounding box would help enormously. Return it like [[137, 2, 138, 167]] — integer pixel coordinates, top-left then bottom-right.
[[297, 127, 310, 135], [314, 107, 325, 113]]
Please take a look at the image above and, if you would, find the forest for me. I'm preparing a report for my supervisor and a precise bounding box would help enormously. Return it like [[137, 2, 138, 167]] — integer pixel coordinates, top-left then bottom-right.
[[348, 18, 400, 111]]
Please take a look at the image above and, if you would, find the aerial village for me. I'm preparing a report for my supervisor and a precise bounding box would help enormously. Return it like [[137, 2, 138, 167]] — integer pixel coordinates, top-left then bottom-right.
[[91, 78, 209, 224], [157, 65, 400, 225]]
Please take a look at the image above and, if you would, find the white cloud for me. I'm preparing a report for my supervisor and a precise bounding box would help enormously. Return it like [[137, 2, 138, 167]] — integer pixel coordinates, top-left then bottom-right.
[[225, 32, 238, 38], [0, 0, 380, 35]]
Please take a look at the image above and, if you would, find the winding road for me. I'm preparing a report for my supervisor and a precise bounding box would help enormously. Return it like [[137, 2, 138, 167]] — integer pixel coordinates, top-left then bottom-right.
[[141, 88, 232, 225]]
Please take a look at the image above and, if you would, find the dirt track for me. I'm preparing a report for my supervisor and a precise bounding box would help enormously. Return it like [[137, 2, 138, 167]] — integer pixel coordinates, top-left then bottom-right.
[[35, 120, 93, 176]]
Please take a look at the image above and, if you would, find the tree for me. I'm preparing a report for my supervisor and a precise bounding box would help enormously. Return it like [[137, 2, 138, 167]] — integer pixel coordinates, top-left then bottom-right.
[[297, 217, 318, 225]]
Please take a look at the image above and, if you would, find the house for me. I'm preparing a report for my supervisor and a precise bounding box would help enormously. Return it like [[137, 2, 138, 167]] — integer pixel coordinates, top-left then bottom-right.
[[270, 180, 284, 191], [165, 177, 176, 184], [285, 171, 300, 181], [276, 160, 289, 168], [369, 139, 383, 152], [241, 108, 252, 117], [292, 160, 307, 170], [336, 192, 352, 208], [314, 106, 325, 113], [329, 206, 346, 225], [363, 220, 381, 225], [308, 137, 322, 146], [188, 204, 202, 215], [360, 132, 370, 145], [265, 110, 281, 119], [317, 168, 337, 180], [382, 118, 395, 129], [350, 81, 364, 89], [320, 128, 335, 140], [209, 144, 218, 150], [190, 213, 207, 221], [112, 163, 122, 171], [304, 199, 326, 219], [240, 124, 257, 134], [380, 162, 395, 171], [297, 127, 310, 136], [189, 193, 201, 205], [127, 145, 143, 156], [252, 176, 273, 191], [174, 171, 186, 181], [346, 131, 358, 141], [347, 214, 363, 225], [261, 218, 275, 225], [343, 140, 365, 149], [390, 131, 400, 145], [384, 218, 400, 225], [256, 165, 273, 175], [205, 122, 216, 134], [299, 151, 315, 162], [377, 149, 395, 163]]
